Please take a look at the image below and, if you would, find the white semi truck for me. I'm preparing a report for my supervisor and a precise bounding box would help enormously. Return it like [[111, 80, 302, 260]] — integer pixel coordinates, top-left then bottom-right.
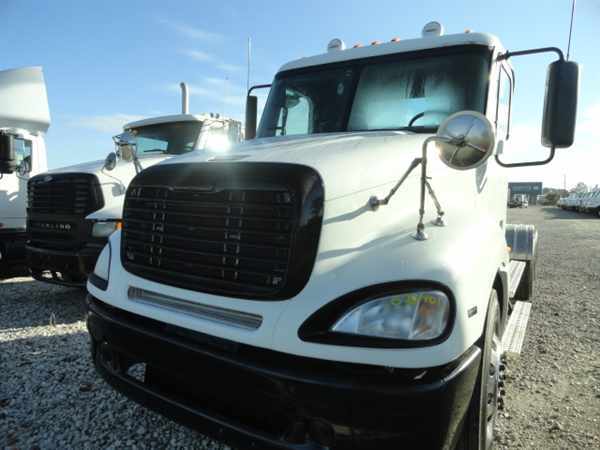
[[86, 23, 578, 450], [26, 84, 242, 286], [0, 67, 50, 278]]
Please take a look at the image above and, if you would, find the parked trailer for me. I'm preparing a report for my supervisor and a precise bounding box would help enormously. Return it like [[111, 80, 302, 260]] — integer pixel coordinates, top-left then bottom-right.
[[0, 67, 50, 278], [25, 84, 242, 286], [86, 23, 578, 450], [582, 189, 600, 215]]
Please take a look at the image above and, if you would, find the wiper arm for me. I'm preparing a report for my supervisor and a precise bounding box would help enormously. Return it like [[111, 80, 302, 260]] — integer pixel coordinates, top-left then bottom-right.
[[143, 148, 167, 153], [351, 126, 436, 133]]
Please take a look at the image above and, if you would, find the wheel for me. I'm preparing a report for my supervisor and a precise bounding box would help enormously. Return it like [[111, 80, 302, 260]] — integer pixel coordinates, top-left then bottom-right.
[[596, 208, 600, 218], [457, 290, 503, 450]]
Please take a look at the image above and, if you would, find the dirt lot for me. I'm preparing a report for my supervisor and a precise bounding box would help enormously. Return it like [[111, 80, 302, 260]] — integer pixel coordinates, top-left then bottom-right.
[[1, 206, 599, 449], [494, 206, 600, 449]]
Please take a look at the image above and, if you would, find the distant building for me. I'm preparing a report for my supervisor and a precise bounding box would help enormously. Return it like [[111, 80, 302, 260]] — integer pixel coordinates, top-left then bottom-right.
[[509, 182, 543, 205]]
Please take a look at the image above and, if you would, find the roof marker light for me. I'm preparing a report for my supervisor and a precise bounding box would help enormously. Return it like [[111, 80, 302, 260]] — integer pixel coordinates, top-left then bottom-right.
[[464, 29, 472, 33], [391, 37, 401, 42], [371, 40, 382, 46], [327, 38, 346, 52], [422, 21, 444, 37], [352, 43, 363, 48]]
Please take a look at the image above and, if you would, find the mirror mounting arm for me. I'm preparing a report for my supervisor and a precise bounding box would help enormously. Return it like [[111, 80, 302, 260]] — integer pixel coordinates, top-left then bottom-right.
[[415, 136, 452, 240], [494, 146, 556, 168], [369, 157, 422, 210], [497, 46, 564, 62]]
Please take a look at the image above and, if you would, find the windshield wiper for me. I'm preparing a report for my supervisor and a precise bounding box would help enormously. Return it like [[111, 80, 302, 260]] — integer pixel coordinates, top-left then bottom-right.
[[143, 148, 168, 153], [351, 126, 437, 133]]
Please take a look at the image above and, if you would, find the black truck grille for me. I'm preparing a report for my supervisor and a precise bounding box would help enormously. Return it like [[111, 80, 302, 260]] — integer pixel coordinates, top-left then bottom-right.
[[27, 173, 104, 249], [122, 163, 324, 300], [28, 173, 103, 216]]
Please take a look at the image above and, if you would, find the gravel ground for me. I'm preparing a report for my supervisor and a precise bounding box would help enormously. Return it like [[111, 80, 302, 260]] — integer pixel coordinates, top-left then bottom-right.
[[1, 205, 599, 449], [0, 282, 227, 450], [494, 206, 600, 449]]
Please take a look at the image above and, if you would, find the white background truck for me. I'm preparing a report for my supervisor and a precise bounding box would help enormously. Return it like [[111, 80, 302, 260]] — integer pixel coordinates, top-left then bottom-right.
[[86, 23, 578, 450], [0, 66, 50, 278], [26, 84, 242, 286]]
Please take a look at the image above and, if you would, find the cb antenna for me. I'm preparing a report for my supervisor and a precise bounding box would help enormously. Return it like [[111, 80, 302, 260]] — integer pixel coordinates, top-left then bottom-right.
[[566, 0, 576, 60]]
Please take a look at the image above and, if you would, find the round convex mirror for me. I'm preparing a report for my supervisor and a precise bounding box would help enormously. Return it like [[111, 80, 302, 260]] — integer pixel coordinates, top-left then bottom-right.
[[103, 152, 117, 171], [435, 111, 495, 170]]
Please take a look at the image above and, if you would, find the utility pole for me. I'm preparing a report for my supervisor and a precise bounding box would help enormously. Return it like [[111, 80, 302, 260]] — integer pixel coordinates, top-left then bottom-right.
[[246, 37, 251, 94]]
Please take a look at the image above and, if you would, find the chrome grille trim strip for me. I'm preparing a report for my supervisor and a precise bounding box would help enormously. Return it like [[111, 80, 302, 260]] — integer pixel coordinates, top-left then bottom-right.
[[127, 287, 263, 331]]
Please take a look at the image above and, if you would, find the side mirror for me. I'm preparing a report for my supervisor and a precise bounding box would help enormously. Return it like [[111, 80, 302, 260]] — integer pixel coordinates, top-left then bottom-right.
[[0, 133, 17, 174], [112, 130, 137, 162], [104, 152, 117, 171], [119, 145, 137, 162], [541, 60, 579, 148], [245, 95, 258, 140], [435, 111, 495, 170], [17, 158, 31, 176]]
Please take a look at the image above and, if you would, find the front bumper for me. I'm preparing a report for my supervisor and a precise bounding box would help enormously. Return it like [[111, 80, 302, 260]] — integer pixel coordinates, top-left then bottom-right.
[[0, 229, 28, 278], [27, 243, 104, 286], [87, 295, 481, 450]]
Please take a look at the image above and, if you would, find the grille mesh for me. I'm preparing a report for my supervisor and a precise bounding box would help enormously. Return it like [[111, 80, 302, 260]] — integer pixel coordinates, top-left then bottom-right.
[[28, 173, 103, 216], [121, 163, 324, 300], [27, 173, 104, 248]]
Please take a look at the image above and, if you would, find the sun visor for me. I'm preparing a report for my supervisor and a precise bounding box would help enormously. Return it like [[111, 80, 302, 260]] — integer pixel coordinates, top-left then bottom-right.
[[0, 66, 51, 133]]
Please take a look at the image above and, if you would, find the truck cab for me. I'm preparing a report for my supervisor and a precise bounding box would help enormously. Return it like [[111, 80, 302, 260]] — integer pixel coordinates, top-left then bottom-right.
[[26, 92, 242, 286], [0, 67, 50, 278], [86, 23, 578, 450]]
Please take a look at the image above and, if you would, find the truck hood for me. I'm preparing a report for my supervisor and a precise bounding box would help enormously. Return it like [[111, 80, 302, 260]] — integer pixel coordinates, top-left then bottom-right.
[[46, 154, 170, 185], [161, 132, 431, 201]]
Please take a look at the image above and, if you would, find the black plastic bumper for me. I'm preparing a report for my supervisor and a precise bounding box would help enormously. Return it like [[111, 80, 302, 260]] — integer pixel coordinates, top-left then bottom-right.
[[87, 295, 481, 450], [0, 229, 28, 279], [27, 243, 103, 286]]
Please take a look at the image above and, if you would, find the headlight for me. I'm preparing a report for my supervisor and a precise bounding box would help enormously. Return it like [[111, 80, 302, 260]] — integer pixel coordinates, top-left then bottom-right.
[[331, 291, 450, 341], [89, 242, 111, 290], [92, 221, 122, 238]]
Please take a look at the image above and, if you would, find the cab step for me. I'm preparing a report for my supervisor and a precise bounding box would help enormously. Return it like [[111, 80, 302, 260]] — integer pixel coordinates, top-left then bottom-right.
[[502, 301, 532, 355], [508, 260, 527, 299]]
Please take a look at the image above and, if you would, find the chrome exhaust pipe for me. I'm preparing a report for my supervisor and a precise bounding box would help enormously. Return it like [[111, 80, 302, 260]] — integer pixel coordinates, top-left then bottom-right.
[[180, 82, 189, 114]]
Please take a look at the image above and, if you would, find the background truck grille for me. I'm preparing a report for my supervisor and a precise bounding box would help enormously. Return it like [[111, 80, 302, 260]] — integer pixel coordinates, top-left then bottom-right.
[[121, 163, 324, 300], [27, 173, 104, 249], [28, 173, 103, 216]]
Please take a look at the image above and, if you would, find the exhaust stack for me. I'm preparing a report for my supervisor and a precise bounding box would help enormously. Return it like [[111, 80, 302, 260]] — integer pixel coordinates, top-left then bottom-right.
[[180, 82, 189, 114]]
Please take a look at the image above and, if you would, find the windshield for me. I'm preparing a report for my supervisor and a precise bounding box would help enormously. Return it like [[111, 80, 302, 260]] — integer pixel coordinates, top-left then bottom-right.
[[131, 121, 203, 156], [258, 47, 490, 138]]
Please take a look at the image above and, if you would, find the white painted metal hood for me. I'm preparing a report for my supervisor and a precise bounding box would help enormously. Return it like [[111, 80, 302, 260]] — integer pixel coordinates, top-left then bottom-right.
[[160, 132, 431, 201]]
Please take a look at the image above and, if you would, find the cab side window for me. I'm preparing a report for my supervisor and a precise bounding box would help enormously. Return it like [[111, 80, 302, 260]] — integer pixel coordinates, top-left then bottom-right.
[[273, 89, 312, 136], [14, 138, 33, 173], [496, 66, 512, 140]]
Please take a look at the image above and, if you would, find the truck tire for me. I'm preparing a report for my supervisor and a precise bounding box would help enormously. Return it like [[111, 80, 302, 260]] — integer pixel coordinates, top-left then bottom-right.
[[514, 259, 535, 301], [457, 290, 502, 450]]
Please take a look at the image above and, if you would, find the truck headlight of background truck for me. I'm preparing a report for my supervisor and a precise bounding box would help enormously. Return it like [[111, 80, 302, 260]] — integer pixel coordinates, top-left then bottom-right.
[[91, 220, 122, 238]]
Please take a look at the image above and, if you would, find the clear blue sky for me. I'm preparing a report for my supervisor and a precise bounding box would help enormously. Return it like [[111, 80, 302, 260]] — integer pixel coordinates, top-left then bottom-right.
[[3, 0, 599, 188]]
